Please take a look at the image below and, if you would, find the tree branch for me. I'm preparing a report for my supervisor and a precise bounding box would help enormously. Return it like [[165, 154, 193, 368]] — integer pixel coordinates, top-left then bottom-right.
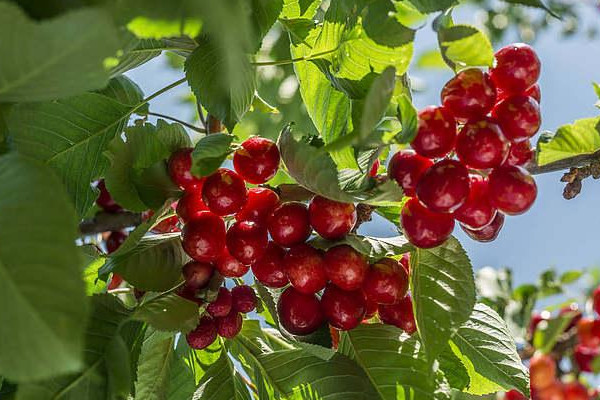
[[79, 212, 143, 235], [526, 150, 600, 175]]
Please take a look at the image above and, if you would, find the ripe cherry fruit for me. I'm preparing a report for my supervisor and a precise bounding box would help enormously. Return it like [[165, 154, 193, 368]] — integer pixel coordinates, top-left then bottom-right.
[[574, 344, 599, 373], [490, 43, 541, 95], [493, 95, 541, 142], [235, 187, 280, 225], [106, 231, 127, 254], [401, 197, 455, 248], [593, 286, 600, 316], [231, 285, 257, 313], [186, 316, 217, 349], [416, 159, 470, 213], [182, 261, 214, 291], [176, 190, 208, 223], [207, 287, 233, 318], [455, 118, 509, 169], [233, 136, 280, 184], [362, 258, 408, 305], [321, 284, 367, 331], [529, 353, 556, 391], [369, 159, 380, 177], [461, 212, 505, 243], [107, 273, 124, 290], [277, 287, 324, 335], [226, 220, 268, 265], [562, 382, 589, 400], [387, 150, 433, 197], [283, 244, 327, 294], [576, 317, 600, 348], [504, 389, 527, 400], [455, 175, 497, 230], [182, 212, 226, 263], [308, 196, 356, 240], [216, 311, 243, 339], [216, 248, 250, 278], [378, 294, 417, 334], [526, 83, 542, 103], [151, 215, 180, 234], [441, 68, 497, 120], [202, 168, 248, 216], [504, 140, 534, 167], [168, 148, 204, 191], [251, 242, 289, 288], [411, 105, 457, 158], [268, 202, 312, 247], [324, 245, 368, 291], [488, 166, 537, 215], [95, 179, 122, 212]]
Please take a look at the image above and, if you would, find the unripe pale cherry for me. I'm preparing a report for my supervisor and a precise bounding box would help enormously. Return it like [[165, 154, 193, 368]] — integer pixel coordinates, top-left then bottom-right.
[[321, 284, 367, 331], [441, 68, 497, 120], [362, 258, 408, 305], [411, 105, 457, 158], [202, 168, 248, 216], [324, 245, 369, 291], [387, 150, 433, 197], [235, 187, 280, 225], [277, 287, 324, 335], [283, 244, 327, 294], [251, 242, 289, 288], [456, 118, 509, 169], [401, 197, 455, 249], [207, 287, 233, 318], [168, 148, 204, 191], [454, 175, 497, 230], [233, 136, 280, 184], [226, 220, 268, 265], [308, 196, 356, 240], [378, 294, 417, 334], [490, 43, 541, 95], [268, 202, 312, 247], [488, 166, 537, 215], [181, 212, 226, 263], [493, 95, 541, 142], [460, 212, 505, 243], [216, 311, 243, 339], [186, 316, 217, 349], [416, 159, 470, 213]]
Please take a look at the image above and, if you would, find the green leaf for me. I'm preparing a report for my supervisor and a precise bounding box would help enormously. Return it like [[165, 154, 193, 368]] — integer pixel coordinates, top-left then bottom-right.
[[438, 25, 494, 69], [278, 125, 404, 205], [310, 234, 409, 262], [185, 37, 256, 132], [193, 351, 252, 400], [533, 313, 574, 354], [100, 234, 186, 292], [451, 303, 530, 397], [105, 336, 132, 399], [536, 117, 600, 166], [438, 345, 470, 391], [560, 270, 583, 284], [280, 0, 321, 19], [8, 93, 134, 216], [416, 49, 447, 69], [360, 67, 396, 141], [408, 0, 458, 13], [249, 0, 284, 52], [81, 245, 107, 295], [135, 330, 195, 400], [363, 0, 416, 48], [134, 292, 199, 333], [0, 3, 120, 102], [0, 153, 87, 382], [502, 0, 559, 18], [191, 133, 235, 177], [395, 94, 419, 143], [411, 237, 476, 362], [338, 324, 451, 399]]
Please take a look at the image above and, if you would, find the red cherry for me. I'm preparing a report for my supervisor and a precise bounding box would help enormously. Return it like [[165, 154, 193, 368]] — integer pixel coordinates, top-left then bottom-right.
[[216, 311, 243, 339], [251, 242, 289, 288], [387, 150, 433, 197], [399, 253, 410, 275], [530, 353, 556, 390], [525, 83, 541, 103], [488, 166, 537, 215], [321, 284, 367, 331], [455, 175, 497, 230], [379, 294, 417, 334], [504, 140, 534, 167], [168, 148, 204, 191], [267, 202, 312, 247], [490, 43, 541, 95], [369, 159, 380, 177], [323, 245, 368, 291], [493, 95, 541, 142], [235, 187, 280, 225], [226, 220, 268, 265], [178, 285, 202, 304], [106, 231, 127, 254], [308, 196, 356, 240], [182, 213, 226, 263], [416, 159, 470, 213], [574, 345, 599, 373], [182, 261, 214, 291], [202, 168, 248, 216], [441, 68, 497, 120], [411, 105, 457, 158], [95, 179, 122, 212], [107, 273, 123, 290], [207, 287, 233, 318], [577, 318, 600, 348], [559, 303, 582, 331], [593, 286, 600, 316], [504, 389, 528, 400], [401, 197, 455, 248], [363, 298, 378, 320], [177, 190, 208, 223], [277, 287, 324, 335], [231, 285, 257, 313], [186, 316, 217, 349], [536, 383, 565, 400], [456, 118, 509, 169], [151, 215, 180, 234], [529, 311, 551, 336], [362, 258, 408, 305], [233, 137, 280, 184], [461, 212, 505, 243], [283, 243, 327, 294], [562, 382, 588, 400], [216, 248, 250, 278]]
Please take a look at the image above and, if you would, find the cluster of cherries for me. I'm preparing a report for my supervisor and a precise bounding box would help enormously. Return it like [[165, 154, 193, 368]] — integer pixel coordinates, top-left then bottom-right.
[[504, 288, 600, 400], [391, 43, 541, 248], [165, 135, 415, 347]]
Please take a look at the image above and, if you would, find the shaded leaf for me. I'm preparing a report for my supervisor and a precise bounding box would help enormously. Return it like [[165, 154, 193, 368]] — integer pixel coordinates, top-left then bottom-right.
[[193, 351, 252, 400], [395, 94, 418, 143], [502, 0, 559, 18], [190, 133, 235, 177], [134, 292, 199, 333], [360, 67, 396, 141]]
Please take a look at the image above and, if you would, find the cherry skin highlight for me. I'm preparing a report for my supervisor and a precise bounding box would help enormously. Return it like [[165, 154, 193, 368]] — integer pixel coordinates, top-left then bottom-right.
[[202, 168, 248, 216], [490, 43, 541, 95], [106, 231, 127, 254], [177, 190, 208, 223], [186, 316, 217, 349], [95, 179, 122, 212], [283, 244, 327, 294], [324, 245, 369, 291], [488, 166, 537, 215], [454, 175, 497, 230], [387, 150, 433, 197], [379, 294, 417, 334], [216, 248, 250, 278], [504, 140, 534, 167], [181, 212, 226, 263], [362, 258, 409, 305], [308, 196, 356, 240], [168, 148, 204, 191], [268, 202, 312, 247], [529, 353, 556, 391], [251, 242, 289, 288], [235, 187, 280, 225], [321, 284, 367, 331], [226, 220, 268, 265], [441, 68, 497, 120], [400, 197, 455, 249], [411, 105, 457, 158], [182, 261, 214, 291], [493, 95, 541, 142], [233, 136, 280, 184], [277, 287, 324, 335], [416, 159, 470, 213], [456, 118, 509, 169], [216, 311, 243, 339], [207, 287, 233, 318], [231, 285, 257, 313], [461, 212, 505, 243]]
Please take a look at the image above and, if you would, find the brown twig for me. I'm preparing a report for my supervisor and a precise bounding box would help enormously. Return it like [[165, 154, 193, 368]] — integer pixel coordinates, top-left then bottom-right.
[[79, 211, 143, 235]]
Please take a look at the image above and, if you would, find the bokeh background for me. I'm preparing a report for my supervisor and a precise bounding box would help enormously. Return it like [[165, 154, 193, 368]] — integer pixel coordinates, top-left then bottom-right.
[[128, 1, 600, 288]]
